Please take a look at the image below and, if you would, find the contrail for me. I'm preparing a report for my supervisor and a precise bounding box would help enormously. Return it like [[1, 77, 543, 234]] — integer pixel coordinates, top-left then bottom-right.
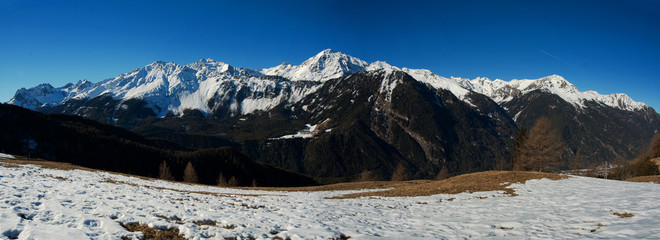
[[539, 50, 583, 70]]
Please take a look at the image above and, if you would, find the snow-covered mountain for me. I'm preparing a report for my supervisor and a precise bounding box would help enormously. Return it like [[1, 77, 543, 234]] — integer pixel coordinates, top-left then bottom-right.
[[9, 49, 650, 121], [458, 74, 648, 111], [261, 49, 369, 82], [7, 49, 659, 173]]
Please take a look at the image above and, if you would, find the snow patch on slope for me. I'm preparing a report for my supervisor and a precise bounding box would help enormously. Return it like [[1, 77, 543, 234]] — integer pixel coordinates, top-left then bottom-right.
[[402, 68, 471, 100]]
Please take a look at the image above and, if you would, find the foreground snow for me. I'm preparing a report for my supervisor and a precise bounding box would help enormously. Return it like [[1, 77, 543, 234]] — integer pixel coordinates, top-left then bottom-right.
[[1, 163, 659, 239]]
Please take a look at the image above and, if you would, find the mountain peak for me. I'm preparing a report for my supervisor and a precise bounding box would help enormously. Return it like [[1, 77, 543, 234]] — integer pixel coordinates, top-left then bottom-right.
[[261, 49, 369, 82], [464, 74, 649, 111], [318, 48, 335, 55]]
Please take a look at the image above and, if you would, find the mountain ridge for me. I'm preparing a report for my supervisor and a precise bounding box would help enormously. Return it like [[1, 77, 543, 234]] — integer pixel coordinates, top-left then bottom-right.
[[9, 49, 652, 118], [6, 50, 659, 178]]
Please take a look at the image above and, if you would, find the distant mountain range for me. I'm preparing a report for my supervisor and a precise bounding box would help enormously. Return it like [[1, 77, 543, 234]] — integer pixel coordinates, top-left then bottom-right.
[[8, 49, 660, 179]]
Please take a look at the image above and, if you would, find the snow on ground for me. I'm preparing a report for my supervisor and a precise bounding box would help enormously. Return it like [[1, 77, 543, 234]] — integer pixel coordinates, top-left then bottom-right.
[[0, 154, 14, 159], [1, 162, 659, 239], [270, 124, 318, 140]]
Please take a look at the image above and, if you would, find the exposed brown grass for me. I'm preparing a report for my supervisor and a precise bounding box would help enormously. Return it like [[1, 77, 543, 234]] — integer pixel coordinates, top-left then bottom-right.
[[2, 159, 565, 200], [221, 224, 236, 230], [0, 162, 20, 168], [0, 158, 96, 171], [156, 215, 183, 224], [613, 212, 634, 218], [328, 171, 566, 199], [625, 176, 660, 184], [244, 171, 566, 197], [44, 175, 67, 181], [120, 222, 187, 240], [192, 220, 217, 226]]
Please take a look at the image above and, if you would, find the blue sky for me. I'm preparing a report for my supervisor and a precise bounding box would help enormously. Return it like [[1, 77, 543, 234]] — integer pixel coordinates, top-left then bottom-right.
[[1, 0, 659, 110]]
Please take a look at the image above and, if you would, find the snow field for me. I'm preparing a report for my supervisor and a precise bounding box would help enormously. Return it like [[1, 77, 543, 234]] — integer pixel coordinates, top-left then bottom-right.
[[1, 162, 659, 239]]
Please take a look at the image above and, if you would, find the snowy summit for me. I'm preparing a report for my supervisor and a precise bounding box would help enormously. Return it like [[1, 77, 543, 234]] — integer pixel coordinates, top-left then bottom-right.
[[8, 50, 650, 117]]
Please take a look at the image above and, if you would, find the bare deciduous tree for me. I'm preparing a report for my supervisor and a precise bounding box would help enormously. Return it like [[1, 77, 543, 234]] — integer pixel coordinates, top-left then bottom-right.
[[512, 117, 564, 172], [227, 176, 239, 186], [356, 169, 377, 182], [435, 166, 450, 180], [217, 172, 240, 187], [391, 163, 409, 181], [183, 161, 199, 183], [159, 161, 174, 181]]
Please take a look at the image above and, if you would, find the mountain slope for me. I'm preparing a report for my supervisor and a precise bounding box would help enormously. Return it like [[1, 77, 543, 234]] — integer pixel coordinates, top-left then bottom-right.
[[8, 49, 660, 174], [502, 90, 660, 167], [135, 69, 517, 179], [0, 104, 315, 186]]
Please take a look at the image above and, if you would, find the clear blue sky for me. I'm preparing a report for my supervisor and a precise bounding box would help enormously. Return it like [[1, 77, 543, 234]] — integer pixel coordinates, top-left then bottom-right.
[[1, 0, 659, 110]]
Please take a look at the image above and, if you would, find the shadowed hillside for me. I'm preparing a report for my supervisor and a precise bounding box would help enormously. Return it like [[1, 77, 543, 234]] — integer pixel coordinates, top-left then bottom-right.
[[0, 104, 315, 187]]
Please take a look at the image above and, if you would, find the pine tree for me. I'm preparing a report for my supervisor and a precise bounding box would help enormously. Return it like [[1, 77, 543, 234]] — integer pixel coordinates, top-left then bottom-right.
[[183, 161, 199, 183], [158, 161, 174, 181]]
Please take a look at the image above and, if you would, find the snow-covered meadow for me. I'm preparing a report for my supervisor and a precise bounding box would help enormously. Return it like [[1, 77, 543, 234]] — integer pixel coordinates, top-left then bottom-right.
[[1, 160, 659, 239]]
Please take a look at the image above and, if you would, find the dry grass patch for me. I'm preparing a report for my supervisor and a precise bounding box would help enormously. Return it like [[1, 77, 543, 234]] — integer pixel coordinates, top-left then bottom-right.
[[625, 176, 660, 184], [0, 158, 94, 171], [44, 175, 67, 181], [613, 212, 634, 218], [192, 220, 217, 226], [0, 162, 20, 168], [221, 224, 236, 230], [241, 180, 413, 192], [156, 215, 183, 224], [328, 171, 566, 199], [591, 223, 607, 232], [120, 222, 187, 240]]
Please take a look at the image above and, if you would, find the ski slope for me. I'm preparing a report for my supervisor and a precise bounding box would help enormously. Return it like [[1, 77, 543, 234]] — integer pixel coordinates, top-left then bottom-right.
[[1, 160, 659, 239]]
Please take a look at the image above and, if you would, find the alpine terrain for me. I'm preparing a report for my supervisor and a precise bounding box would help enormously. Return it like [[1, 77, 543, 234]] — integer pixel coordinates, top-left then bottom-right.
[[8, 49, 660, 179]]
